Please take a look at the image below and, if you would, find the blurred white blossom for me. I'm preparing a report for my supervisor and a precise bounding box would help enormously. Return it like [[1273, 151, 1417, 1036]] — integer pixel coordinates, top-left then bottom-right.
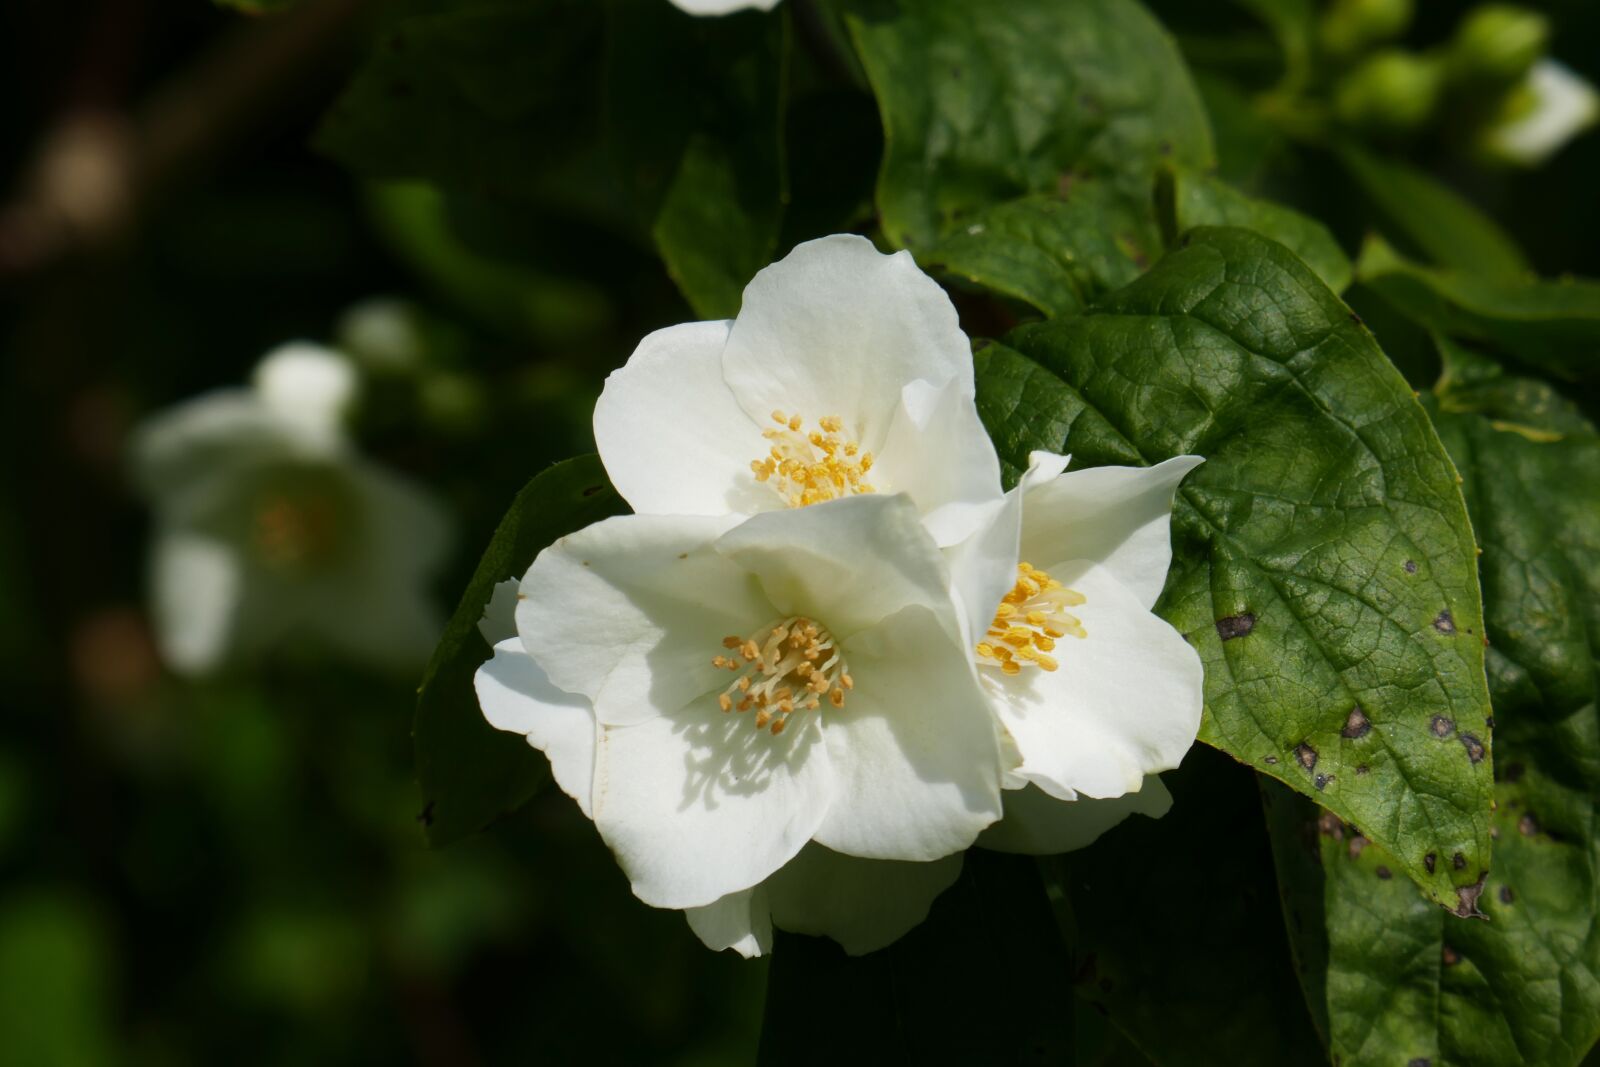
[[669, 0, 779, 15], [1483, 60, 1600, 166], [133, 343, 448, 675]]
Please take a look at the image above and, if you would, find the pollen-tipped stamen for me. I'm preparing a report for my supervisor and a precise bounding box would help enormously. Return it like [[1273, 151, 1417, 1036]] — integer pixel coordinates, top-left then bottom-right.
[[750, 411, 875, 508], [710, 615, 851, 734], [976, 562, 1085, 674]]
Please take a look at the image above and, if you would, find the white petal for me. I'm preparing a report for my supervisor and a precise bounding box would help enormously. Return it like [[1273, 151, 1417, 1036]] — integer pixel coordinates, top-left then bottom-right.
[[1019, 455, 1202, 610], [713, 494, 956, 640], [252, 343, 358, 441], [670, 0, 780, 14], [1487, 61, 1600, 166], [766, 844, 963, 955], [593, 320, 775, 518], [132, 391, 301, 499], [985, 561, 1203, 800], [943, 450, 1068, 652], [876, 379, 1004, 547], [812, 606, 1003, 861], [517, 513, 765, 727], [978, 777, 1172, 854], [591, 700, 835, 909], [721, 235, 973, 455], [477, 578, 521, 646], [684, 885, 773, 957], [149, 530, 243, 675], [475, 639, 598, 818]]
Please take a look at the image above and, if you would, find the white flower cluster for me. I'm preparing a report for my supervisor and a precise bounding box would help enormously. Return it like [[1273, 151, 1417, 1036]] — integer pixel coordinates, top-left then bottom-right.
[[133, 343, 448, 676], [477, 236, 1204, 956]]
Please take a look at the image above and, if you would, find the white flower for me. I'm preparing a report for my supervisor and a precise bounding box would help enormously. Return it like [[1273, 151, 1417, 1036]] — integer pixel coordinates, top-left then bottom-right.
[[1482, 60, 1600, 166], [133, 343, 448, 675], [592, 234, 1003, 549], [669, 0, 780, 15], [475, 493, 1005, 943], [951, 450, 1205, 844]]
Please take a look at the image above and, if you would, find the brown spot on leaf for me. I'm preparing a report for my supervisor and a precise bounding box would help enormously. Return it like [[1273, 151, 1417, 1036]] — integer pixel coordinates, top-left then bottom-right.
[[1499, 886, 1514, 904], [1318, 811, 1343, 839], [1519, 813, 1540, 837], [1455, 874, 1489, 919], [1404, 559, 1418, 573], [1424, 853, 1437, 874], [1315, 773, 1333, 791], [581, 484, 606, 497], [1431, 715, 1455, 738], [1348, 836, 1367, 859], [1216, 613, 1256, 640], [1355, 764, 1370, 776], [1460, 733, 1486, 763], [1452, 852, 1466, 870], [1434, 610, 1456, 634], [1264, 755, 1278, 765], [1296, 743, 1318, 771], [1442, 945, 1461, 966], [1376, 865, 1392, 880], [1342, 706, 1372, 739]]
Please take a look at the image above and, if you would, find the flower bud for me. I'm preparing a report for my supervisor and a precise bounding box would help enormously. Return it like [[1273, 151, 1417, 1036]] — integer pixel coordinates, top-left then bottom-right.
[[1335, 50, 1444, 134], [1449, 5, 1548, 85], [1319, 0, 1414, 59]]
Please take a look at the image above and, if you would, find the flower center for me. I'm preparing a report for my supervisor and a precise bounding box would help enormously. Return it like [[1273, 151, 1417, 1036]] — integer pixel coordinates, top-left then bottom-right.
[[976, 562, 1086, 675], [710, 616, 853, 735], [252, 491, 342, 570], [750, 410, 875, 508]]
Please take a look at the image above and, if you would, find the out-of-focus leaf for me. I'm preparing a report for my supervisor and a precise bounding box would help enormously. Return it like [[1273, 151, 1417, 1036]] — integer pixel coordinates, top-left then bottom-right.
[[1334, 144, 1530, 280], [1358, 235, 1600, 386], [0, 891, 113, 1067], [842, 0, 1213, 251], [1047, 747, 1325, 1066], [1193, 73, 1288, 188], [922, 179, 1156, 319], [973, 227, 1494, 909], [214, 0, 300, 12], [1266, 366, 1600, 1067], [414, 456, 626, 847], [605, 0, 787, 318], [757, 849, 1073, 1065], [1230, 0, 1314, 91], [1157, 164, 1351, 292]]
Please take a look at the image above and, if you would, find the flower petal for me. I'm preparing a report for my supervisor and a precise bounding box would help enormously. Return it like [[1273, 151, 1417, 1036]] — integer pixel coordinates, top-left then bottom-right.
[[518, 513, 766, 727], [713, 494, 957, 640], [766, 844, 963, 956], [721, 235, 973, 454], [812, 605, 1003, 861], [477, 578, 521, 646], [984, 561, 1203, 800], [149, 530, 244, 675], [475, 638, 598, 818], [978, 778, 1172, 855], [252, 342, 358, 442], [877, 379, 1004, 547], [592, 698, 835, 909], [1018, 455, 1202, 610], [684, 885, 773, 958], [593, 320, 776, 518]]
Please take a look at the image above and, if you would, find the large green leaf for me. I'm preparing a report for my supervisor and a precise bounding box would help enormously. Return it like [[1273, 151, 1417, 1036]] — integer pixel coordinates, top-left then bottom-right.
[[1265, 364, 1600, 1067], [1334, 144, 1530, 281], [1156, 164, 1351, 293], [973, 227, 1494, 908], [413, 456, 626, 846], [1358, 235, 1600, 387], [1046, 748, 1325, 1066], [921, 179, 1156, 319], [604, 0, 787, 318], [842, 0, 1213, 251], [757, 850, 1074, 1065]]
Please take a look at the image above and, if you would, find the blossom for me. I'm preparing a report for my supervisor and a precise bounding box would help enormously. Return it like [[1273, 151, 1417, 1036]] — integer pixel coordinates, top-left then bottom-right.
[[475, 493, 1005, 944], [668, 0, 780, 16], [133, 343, 448, 675], [592, 234, 1002, 548], [1482, 60, 1600, 167], [954, 450, 1205, 828]]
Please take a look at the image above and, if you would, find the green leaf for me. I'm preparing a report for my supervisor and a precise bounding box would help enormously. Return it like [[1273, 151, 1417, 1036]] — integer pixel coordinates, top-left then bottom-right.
[[604, 0, 787, 318], [921, 179, 1157, 319], [1357, 235, 1600, 387], [1268, 366, 1600, 1067], [973, 227, 1494, 908], [314, 1, 603, 199], [757, 850, 1074, 1065], [1156, 164, 1351, 293], [842, 0, 1213, 251], [413, 456, 626, 846], [1229, 0, 1314, 92], [1045, 748, 1325, 1066], [1334, 144, 1530, 280]]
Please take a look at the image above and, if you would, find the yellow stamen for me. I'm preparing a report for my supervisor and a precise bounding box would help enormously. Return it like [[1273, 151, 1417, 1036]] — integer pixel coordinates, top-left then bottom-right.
[[711, 615, 852, 734], [753, 411, 876, 508], [975, 562, 1086, 674]]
